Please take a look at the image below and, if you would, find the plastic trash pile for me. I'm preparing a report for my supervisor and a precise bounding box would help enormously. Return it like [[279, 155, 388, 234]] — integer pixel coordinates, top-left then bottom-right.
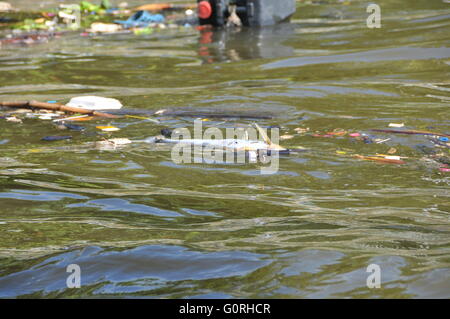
[[0, 1, 197, 46], [1, 95, 449, 173], [292, 123, 450, 173]]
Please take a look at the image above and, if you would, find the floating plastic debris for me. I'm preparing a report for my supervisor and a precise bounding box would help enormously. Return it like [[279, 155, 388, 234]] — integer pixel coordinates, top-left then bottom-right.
[[387, 147, 397, 154], [355, 155, 406, 165], [146, 123, 289, 152], [375, 154, 408, 159], [389, 123, 404, 128], [114, 10, 164, 28], [95, 138, 132, 150], [108, 138, 131, 145], [280, 135, 294, 140], [152, 136, 280, 151], [5, 116, 22, 123], [312, 133, 333, 138], [311, 129, 350, 138], [384, 155, 401, 160], [96, 125, 120, 132], [8, 108, 30, 114], [154, 109, 166, 115], [66, 96, 123, 110], [87, 22, 122, 33], [326, 129, 347, 136], [294, 127, 309, 133], [41, 135, 72, 141], [429, 137, 450, 149], [38, 113, 60, 120], [0, 2, 13, 12], [38, 116, 54, 120], [375, 137, 391, 144]]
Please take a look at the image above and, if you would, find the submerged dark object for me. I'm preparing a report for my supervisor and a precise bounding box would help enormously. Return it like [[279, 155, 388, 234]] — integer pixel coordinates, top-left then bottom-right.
[[436, 156, 450, 166], [41, 135, 72, 141], [197, 0, 296, 27], [160, 128, 172, 138], [61, 123, 85, 131], [416, 144, 437, 155], [0, 17, 14, 23], [361, 135, 374, 144]]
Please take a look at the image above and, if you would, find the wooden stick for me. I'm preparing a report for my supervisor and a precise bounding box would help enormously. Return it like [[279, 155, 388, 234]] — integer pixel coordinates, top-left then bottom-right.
[[355, 155, 406, 165], [0, 100, 120, 118], [371, 129, 450, 138]]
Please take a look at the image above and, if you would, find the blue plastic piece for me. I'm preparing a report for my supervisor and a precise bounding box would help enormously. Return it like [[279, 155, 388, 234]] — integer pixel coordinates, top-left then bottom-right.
[[439, 137, 449, 142], [46, 100, 57, 103], [114, 10, 165, 28], [41, 136, 72, 141]]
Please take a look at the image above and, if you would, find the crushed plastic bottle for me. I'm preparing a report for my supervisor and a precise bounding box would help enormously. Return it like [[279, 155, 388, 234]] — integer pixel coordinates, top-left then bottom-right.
[[114, 10, 165, 28]]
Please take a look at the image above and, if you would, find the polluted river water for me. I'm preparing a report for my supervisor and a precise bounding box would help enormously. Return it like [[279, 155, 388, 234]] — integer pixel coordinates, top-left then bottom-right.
[[0, 0, 449, 298]]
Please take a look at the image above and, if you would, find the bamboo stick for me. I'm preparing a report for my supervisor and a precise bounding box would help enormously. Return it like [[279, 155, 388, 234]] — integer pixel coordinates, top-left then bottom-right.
[[0, 100, 120, 118]]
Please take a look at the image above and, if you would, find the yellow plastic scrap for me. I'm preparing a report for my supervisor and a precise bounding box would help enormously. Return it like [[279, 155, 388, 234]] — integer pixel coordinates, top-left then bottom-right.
[[96, 125, 120, 132], [125, 115, 150, 120]]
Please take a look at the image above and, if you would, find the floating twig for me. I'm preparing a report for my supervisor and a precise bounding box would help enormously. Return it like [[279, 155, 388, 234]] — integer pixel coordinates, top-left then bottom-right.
[[371, 129, 450, 138]]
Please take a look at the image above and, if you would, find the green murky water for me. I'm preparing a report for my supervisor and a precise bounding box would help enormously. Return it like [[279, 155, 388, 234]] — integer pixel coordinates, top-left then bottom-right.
[[0, 0, 449, 298]]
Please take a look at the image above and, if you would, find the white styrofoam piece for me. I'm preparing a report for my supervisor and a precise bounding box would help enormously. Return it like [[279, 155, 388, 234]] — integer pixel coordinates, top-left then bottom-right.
[[66, 96, 123, 110]]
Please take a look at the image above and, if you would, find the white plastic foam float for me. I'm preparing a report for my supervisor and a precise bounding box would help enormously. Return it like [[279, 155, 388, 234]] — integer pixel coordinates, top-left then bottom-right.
[[66, 96, 123, 110]]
